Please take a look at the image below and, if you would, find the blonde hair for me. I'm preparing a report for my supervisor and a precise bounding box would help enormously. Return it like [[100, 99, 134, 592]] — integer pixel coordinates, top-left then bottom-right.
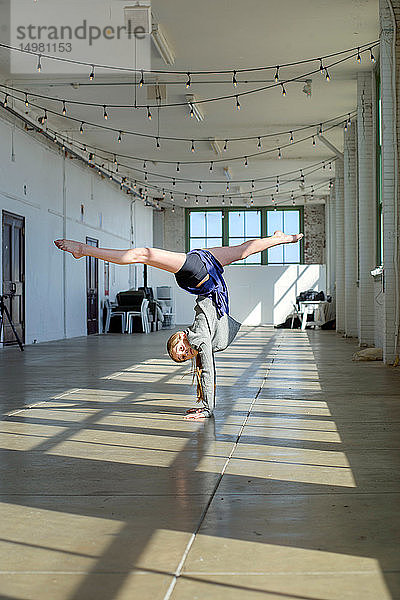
[[167, 331, 185, 362]]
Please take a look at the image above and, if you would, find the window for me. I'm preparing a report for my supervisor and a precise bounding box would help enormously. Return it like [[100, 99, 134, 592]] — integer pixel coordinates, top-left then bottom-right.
[[187, 207, 303, 265], [228, 210, 261, 264], [376, 75, 383, 265], [188, 210, 222, 250]]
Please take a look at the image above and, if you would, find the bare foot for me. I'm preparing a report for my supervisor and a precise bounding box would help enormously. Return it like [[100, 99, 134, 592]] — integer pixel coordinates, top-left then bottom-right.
[[184, 408, 209, 420], [273, 230, 304, 244], [54, 239, 85, 259]]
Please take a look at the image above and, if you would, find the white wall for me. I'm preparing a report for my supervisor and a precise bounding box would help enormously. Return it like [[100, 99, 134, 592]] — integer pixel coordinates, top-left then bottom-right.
[[0, 116, 153, 344], [150, 264, 326, 326]]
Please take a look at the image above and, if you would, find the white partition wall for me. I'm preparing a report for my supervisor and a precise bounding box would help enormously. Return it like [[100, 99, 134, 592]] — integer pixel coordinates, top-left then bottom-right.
[[0, 116, 153, 344]]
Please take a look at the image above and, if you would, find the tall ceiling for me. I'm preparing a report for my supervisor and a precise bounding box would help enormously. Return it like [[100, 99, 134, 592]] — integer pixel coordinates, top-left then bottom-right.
[[0, 0, 379, 208]]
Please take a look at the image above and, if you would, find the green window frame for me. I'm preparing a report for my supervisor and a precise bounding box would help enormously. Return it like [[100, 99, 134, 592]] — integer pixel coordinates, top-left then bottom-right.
[[186, 207, 304, 265], [376, 73, 383, 265]]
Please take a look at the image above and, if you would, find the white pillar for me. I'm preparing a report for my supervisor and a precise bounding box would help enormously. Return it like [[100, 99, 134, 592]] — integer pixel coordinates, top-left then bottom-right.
[[343, 120, 359, 338], [335, 160, 345, 333], [326, 183, 336, 298], [379, 0, 400, 364], [357, 72, 376, 346]]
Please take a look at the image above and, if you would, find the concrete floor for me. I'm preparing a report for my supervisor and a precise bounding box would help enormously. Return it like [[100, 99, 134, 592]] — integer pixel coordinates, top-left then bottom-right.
[[1, 327, 400, 600]]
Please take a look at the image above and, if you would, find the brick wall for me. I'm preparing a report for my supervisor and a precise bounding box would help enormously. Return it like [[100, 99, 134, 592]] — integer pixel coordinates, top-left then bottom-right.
[[303, 204, 326, 264]]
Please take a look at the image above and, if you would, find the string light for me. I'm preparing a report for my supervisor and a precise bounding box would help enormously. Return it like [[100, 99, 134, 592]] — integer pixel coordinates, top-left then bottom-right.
[[198, 181, 202, 190], [223, 139, 228, 152], [325, 68, 330, 81], [191, 139, 195, 152], [347, 112, 351, 126], [278, 147, 282, 159], [209, 161, 213, 172], [318, 123, 323, 135], [344, 119, 348, 132], [139, 70, 144, 87], [114, 154, 118, 165], [236, 96, 241, 110], [232, 70, 238, 87], [319, 58, 324, 74], [37, 54, 42, 72], [172, 204, 175, 213], [251, 180, 255, 189], [176, 162, 180, 172], [300, 170, 305, 184], [186, 72, 191, 88], [80, 121, 84, 134], [291, 191, 295, 205], [24, 93, 29, 107], [274, 66, 280, 82], [103, 105, 108, 120], [195, 197, 199, 205], [156, 137, 160, 148], [89, 65, 95, 80], [312, 135, 316, 146], [118, 131, 123, 143], [184, 193, 188, 202], [289, 131, 294, 143], [3, 93, 8, 107], [38, 109, 47, 125], [369, 47, 376, 63], [281, 83, 286, 96], [257, 137, 262, 150], [147, 106, 152, 120], [276, 176, 280, 192], [226, 182, 230, 191], [356, 47, 361, 63], [143, 160, 146, 169], [205, 197, 209, 204], [144, 171, 148, 181], [162, 189, 165, 197], [172, 178, 176, 186], [62, 101, 67, 116], [244, 156, 248, 167]]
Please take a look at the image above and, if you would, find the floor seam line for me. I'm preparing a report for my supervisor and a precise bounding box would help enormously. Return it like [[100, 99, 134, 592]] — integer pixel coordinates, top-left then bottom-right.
[[162, 332, 282, 600]]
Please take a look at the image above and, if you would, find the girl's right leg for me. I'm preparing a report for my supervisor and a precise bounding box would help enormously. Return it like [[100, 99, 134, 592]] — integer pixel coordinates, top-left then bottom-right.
[[54, 239, 186, 274]]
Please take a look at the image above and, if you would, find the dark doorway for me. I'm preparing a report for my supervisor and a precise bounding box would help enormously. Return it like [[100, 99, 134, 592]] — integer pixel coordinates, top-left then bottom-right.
[[86, 237, 99, 335], [2, 211, 25, 345]]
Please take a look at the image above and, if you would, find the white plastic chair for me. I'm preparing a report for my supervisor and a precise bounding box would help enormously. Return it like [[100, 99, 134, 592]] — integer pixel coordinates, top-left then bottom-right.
[[126, 299, 150, 334]]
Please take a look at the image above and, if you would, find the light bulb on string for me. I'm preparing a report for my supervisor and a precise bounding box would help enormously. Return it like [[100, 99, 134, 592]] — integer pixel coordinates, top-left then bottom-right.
[[300, 170, 305, 184], [144, 171, 148, 181], [209, 161, 213, 172], [89, 65, 95, 80], [344, 119, 348, 132], [139, 70, 144, 87], [229, 197, 233, 206], [222, 195, 225, 205], [37, 54, 42, 72], [191, 140, 195, 152], [170, 192, 174, 202], [369, 48, 376, 63], [244, 156, 248, 167], [176, 162, 180, 172], [156, 137, 160, 148], [172, 178, 176, 186], [186, 72, 191, 88], [289, 131, 294, 143], [281, 83, 286, 96], [271, 194, 275, 205], [189, 104, 194, 118], [114, 154, 118, 165], [278, 147, 282, 159], [274, 66, 280, 82], [319, 58, 324, 74], [318, 123, 323, 135], [329, 161, 332, 170], [312, 135, 316, 146], [223, 140, 228, 152], [62, 101, 67, 115], [24, 93, 29, 107], [205, 197, 209, 205], [257, 137, 262, 150], [322, 161, 326, 169], [143, 160, 146, 169], [198, 181, 202, 191], [103, 105, 108, 120], [356, 47, 361, 63], [118, 131, 122, 143], [236, 96, 241, 110], [80, 122, 84, 134], [172, 204, 175, 213], [184, 193, 188, 202], [134, 181, 137, 189], [276, 176, 280, 192], [251, 179, 255, 189], [195, 197, 199, 205], [147, 106, 152, 120], [232, 70, 238, 87], [347, 113, 351, 126], [162, 189, 165, 198], [226, 182, 230, 191], [325, 68, 330, 82], [3, 93, 8, 107]]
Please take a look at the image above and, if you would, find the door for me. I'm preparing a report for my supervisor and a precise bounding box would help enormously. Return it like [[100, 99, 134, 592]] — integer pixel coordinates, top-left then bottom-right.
[[86, 237, 99, 335], [2, 211, 25, 345]]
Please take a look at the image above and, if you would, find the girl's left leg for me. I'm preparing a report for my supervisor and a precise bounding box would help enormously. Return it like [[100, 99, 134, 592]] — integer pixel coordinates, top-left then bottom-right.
[[207, 231, 303, 267]]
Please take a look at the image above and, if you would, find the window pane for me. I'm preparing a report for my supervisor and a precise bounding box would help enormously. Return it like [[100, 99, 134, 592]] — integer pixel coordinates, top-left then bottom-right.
[[283, 210, 299, 233], [229, 212, 245, 237], [190, 212, 205, 237], [267, 210, 283, 236], [206, 211, 222, 237], [245, 211, 261, 237], [204, 237, 222, 248], [229, 237, 245, 246], [244, 252, 261, 264], [284, 243, 300, 263], [268, 245, 283, 263], [190, 238, 205, 250]]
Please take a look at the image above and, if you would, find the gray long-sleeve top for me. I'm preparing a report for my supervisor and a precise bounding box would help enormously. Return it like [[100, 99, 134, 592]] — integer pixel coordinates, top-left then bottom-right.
[[185, 296, 241, 416]]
